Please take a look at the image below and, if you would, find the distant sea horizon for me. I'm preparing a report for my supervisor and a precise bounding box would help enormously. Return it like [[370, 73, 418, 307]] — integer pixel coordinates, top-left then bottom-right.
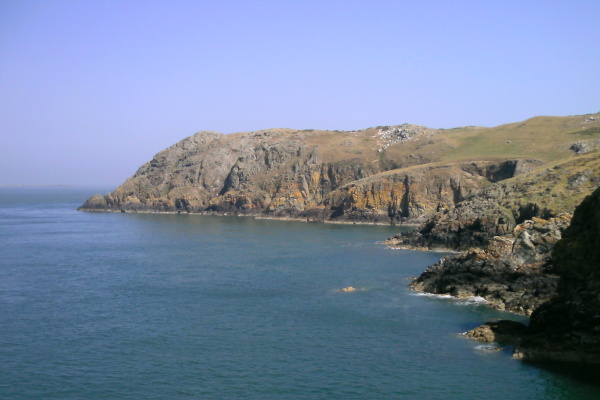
[[0, 184, 75, 188]]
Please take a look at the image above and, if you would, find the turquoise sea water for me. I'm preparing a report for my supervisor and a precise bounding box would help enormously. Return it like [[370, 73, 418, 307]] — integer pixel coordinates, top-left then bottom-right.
[[1, 187, 599, 399]]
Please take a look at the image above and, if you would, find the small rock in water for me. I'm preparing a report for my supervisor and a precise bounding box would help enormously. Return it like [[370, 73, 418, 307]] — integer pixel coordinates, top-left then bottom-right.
[[466, 320, 527, 343]]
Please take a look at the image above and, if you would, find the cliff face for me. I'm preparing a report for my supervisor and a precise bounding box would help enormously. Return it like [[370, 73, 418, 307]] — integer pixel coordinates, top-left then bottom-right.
[[81, 129, 379, 218], [327, 160, 541, 224], [410, 215, 571, 314], [515, 187, 600, 363], [386, 151, 600, 250], [79, 127, 536, 224], [399, 151, 600, 314]]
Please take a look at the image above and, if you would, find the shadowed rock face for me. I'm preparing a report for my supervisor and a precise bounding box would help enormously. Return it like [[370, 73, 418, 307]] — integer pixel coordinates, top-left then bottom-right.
[[515, 186, 600, 364], [462, 187, 600, 364], [79, 128, 535, 224]]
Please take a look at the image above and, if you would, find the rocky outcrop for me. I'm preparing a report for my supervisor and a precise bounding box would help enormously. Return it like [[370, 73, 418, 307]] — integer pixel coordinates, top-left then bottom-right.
[[386, 151, 600, 250], [80, 113, 600, 223], [514, 186, 600, 363], [570, 138, 600, 154], [80, 129, 380, 219], [395, 153, 599, 314], [327, 160, 541, 225], [374, 124, 435, 152], [79, 126, 536, 224], [402, 155, 598, 313], [410, 215, 572, 314]]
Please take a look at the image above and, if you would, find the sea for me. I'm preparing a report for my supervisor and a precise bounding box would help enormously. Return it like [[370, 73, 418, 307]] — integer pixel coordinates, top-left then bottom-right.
[[1, 187, 599, 400]]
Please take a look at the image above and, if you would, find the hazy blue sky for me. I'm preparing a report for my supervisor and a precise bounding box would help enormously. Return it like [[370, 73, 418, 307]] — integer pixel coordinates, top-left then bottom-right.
[[1, 1, 599, 186]]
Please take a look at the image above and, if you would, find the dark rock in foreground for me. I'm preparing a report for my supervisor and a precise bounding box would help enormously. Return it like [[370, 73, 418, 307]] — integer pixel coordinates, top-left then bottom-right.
[[514, 186, 600, 364], [392, 152, 599, 315]]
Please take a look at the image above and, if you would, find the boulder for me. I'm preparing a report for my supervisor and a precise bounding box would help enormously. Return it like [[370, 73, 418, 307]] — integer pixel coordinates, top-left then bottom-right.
[[466, 320, 527, 343]]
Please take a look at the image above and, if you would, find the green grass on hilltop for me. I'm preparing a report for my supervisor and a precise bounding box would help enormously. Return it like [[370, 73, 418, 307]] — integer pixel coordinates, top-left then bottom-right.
[[384, 113, 600, 165]]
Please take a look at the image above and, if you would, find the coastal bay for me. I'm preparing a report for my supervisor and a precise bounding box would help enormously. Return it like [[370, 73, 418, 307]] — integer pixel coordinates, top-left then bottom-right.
[[2, 187, 600, 399]]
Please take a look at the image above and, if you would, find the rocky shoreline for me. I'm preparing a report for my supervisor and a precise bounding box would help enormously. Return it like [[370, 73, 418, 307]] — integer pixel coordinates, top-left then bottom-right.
[[77, 205, 415, 227], [380, 151, 600, 364], [409, 215, 571, 315], [386, 151, 599, 315], [406, 187, 600, 364]]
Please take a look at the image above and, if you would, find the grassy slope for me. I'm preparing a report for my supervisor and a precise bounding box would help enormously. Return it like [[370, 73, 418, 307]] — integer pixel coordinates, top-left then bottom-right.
[[384, 113, 600, 167], [225, 113, 600, 170], [497, 150, 600, 215]]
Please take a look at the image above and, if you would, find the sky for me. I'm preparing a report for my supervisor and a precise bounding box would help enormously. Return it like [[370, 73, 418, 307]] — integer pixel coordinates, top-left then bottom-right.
[[1, 0, 599, 187]]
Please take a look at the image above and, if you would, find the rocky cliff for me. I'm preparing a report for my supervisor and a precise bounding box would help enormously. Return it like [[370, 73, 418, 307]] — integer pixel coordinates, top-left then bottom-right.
[[464, 187, 600, 364], [394, 151, 599, 314], [81, 129, 383, 218], [80, 113, 600, 224], [386, 151, 600, 250], [79, 126, 541, 224], [514, 186, 600, 363], [326, 159, 541, 224]]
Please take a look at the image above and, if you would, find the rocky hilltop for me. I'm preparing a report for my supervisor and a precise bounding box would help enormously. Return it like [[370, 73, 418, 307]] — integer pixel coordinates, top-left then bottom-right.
[[78, 126, 534, 223], [80, 113, 600, 226]]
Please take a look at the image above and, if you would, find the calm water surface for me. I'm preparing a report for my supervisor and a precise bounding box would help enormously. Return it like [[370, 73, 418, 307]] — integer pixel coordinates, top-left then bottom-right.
[[1, 187, 599, 399]]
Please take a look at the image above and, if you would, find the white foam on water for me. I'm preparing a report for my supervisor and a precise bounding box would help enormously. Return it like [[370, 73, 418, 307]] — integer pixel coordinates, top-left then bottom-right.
[[474, 344, 502, 352], [456, 296, 488, 305], [411, 291, 488, 306], [411, 292, 453, 299]]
